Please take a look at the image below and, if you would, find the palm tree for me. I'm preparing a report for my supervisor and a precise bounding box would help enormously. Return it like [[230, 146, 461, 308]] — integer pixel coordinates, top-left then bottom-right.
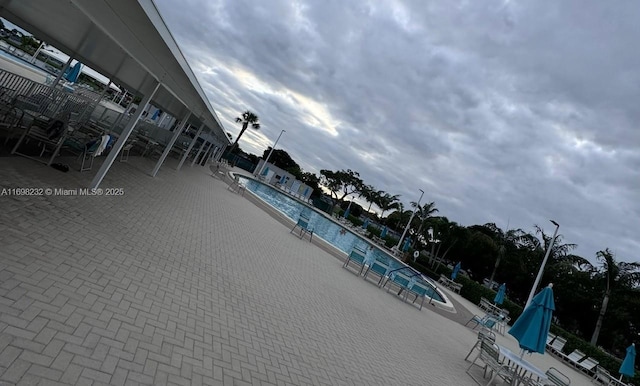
[[590, 249, 640, 345], [232, 110, 260, 149], [359, 185, 381, 214], [376, 192, 400, 219], [410, 201, 438, 248]]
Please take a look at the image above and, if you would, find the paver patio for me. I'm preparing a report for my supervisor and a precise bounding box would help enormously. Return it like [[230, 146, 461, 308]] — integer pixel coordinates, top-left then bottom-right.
[[0, 156, 594, 385]]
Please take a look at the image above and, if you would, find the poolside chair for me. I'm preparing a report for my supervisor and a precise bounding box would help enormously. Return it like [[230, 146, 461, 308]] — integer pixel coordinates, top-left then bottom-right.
[[592, 366, 612, 386], [576, 357, 599, 375], [465, 328, 496, 361], [465, 314, 498, 330], [343, 247, 368, 275], [362, 258, 389, 286], [546, 333, 557, 347], [466, 339, 517, 386], [545, 367, 571, 386], [560, 349, 586, 368], [290, 214, 313, 241], [548, 336, 567, 355], [405, 281, 430, 310]]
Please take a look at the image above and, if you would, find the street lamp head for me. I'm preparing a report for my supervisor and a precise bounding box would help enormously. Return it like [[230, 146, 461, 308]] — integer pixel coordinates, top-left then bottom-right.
[[550, 220, 559, 227]]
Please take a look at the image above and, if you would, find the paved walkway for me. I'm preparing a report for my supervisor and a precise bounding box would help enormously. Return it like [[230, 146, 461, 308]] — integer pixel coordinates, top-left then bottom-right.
[[0, 156, 594, 385]]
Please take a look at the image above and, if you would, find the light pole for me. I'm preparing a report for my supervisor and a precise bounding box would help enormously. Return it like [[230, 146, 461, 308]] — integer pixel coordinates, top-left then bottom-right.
[[256, 129, 285, 176], [525, 220, 560, 308], [396, 189, 424, 250]]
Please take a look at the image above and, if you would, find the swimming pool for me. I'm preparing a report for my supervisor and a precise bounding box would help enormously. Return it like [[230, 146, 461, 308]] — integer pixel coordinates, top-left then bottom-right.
[[235, 174, 454, 311]]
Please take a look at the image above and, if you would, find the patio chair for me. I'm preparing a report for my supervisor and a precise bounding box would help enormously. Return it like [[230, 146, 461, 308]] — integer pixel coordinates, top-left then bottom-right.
[[560, 349, 586, 368], [405, 281, 430, 310], [548, 336, 567, 355], [343, 247, 368, 275], [466, 339, 517, 386], [576, 357, 599, 375], [479, 297, 493, 313], [290, 214, 313, 241], [592, 366, 612, 386], [11, 111, 77, 166], [465, 328, 496, 361], [465, 314, 498, 330], [362, 258, 389, 286], [545, 367, 571, 386], [226, 174, 246, 196]]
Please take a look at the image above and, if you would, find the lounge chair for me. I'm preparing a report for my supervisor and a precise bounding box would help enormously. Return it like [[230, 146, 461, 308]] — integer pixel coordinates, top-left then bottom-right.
[[548, 336, 567, 355], [546, 333, 557, 347], [290, 214, 313, 241], [560, 349, 586, 368], [576, 357, 599, 375], [343, 247, 367, 275]]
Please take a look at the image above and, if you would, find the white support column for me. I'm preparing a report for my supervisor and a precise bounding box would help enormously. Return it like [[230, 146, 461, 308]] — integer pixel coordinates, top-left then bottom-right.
[[177, 122, 205, 171], [151, 112, 191, 177], [198, 143, 213, 166], [90, 81, 161, 189], [191, 141, 209, 167], [50, 56, 73, 90], [205, 143, 217, 165]]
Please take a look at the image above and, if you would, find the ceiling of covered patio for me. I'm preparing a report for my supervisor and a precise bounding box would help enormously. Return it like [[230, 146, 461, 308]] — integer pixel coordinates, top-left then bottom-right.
[[0, 0, 229, 143]]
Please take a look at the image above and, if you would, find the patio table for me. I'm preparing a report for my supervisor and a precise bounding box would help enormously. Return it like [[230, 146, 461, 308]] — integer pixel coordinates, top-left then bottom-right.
[[497, 344, 548, 386]]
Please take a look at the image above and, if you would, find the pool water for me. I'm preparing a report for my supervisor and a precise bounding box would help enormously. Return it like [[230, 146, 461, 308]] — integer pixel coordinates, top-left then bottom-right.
[[238, 176, 447, 304]]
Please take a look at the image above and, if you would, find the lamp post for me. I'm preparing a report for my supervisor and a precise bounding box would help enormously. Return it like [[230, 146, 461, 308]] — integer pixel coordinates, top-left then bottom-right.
[[525, 220, 560, 308], [256, 129, 285, 176], [396, 189, 424, 250]]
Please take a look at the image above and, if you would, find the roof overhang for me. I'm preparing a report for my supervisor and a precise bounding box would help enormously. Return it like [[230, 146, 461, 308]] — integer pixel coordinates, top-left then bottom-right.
[[0, 0, 230, 145]]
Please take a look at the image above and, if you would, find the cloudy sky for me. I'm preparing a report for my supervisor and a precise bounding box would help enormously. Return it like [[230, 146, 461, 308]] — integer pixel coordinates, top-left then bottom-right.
[[153, 0, 640, 263]]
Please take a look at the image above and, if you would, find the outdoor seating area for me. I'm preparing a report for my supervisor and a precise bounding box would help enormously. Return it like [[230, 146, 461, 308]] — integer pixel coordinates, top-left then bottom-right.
[[546, 335, 601, 377], [0, 68, 220, 175], [339, 246, 440, 311], [438, 273, 463, 294]]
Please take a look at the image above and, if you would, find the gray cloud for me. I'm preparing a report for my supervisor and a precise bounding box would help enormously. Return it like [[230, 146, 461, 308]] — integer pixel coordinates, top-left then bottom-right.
[[156, 0, 640, 262]]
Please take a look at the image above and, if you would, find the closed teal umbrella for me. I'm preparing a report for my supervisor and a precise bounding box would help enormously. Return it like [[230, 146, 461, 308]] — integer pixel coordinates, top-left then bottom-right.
[[402, 237, 411, 251], [380, 226, 388, 238], [362, 218, 370, 229], [619, 343, 636, 380], [508, 284, 555, 355], [64, 62, 82, 83], [451, 262, 461, 280], [494, 283, 506, 305]]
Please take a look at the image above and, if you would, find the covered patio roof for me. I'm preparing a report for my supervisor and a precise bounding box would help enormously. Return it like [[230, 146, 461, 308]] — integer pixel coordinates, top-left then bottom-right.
[[0, 0, 230, 142]]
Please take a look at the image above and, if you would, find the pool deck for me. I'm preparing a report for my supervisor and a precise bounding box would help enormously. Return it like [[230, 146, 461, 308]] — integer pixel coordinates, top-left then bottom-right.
[[0, 155, 595, 385]]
